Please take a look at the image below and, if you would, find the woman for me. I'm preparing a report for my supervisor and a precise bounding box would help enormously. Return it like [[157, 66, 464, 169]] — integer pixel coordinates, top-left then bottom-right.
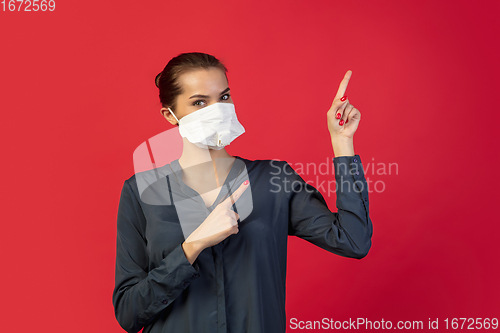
[[112, 52, 373, 333]]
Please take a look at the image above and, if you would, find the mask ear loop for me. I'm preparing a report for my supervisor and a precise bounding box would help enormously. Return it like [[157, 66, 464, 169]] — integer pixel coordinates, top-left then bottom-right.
[[168, 107, 180, 123]]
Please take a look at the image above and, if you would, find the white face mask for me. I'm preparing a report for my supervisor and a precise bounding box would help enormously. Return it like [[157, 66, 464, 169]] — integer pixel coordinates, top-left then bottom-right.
[[168, 102, 245, 150]]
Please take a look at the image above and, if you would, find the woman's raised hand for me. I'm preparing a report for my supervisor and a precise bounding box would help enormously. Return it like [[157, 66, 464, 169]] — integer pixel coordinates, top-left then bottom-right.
[[184, 180, 250, 250], [327, 70, 361, 140]]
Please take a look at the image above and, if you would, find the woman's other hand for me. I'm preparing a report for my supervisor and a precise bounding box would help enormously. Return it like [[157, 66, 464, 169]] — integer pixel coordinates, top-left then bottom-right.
[[327, 70, 360, 157], [184, 180, 250, 251], [327, 70, 361, 140]]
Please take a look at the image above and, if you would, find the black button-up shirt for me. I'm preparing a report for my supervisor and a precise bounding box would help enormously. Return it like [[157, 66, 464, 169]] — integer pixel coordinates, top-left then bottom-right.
[[112, 154, 373, 333]]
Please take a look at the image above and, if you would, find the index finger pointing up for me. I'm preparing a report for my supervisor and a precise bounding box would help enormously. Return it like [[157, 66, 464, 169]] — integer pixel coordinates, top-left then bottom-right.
[[333, 70, 352, 102]]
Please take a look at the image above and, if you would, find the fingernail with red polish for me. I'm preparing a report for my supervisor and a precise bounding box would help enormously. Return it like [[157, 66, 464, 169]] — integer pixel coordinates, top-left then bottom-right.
[[339, 119, 344, 126], [336, 113, 341, 119], [346, 119, 349, 123], [341, 96, 347, 102], [244, 180, 249, 185]]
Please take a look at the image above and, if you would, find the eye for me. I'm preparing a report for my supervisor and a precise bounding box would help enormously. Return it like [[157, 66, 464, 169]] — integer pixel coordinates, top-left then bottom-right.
[[192, 100, 206, 106], [192, 94, 230, 107]]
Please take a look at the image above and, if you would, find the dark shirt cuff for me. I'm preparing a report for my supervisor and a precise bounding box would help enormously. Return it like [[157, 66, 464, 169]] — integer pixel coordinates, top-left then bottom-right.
[[332, 154, 369, 211]]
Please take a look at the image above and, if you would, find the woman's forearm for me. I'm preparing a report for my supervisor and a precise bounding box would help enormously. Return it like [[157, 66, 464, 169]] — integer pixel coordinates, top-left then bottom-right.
[[182, 241, 203, 265], [331, 136, 355, 157]]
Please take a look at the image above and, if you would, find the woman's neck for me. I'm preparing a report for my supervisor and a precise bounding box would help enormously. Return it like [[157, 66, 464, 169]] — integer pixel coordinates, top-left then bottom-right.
[[177, 138, 235, 183]]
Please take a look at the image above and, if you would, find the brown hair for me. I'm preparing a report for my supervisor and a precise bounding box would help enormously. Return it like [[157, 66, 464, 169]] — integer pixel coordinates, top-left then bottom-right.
[[155, 52, 228, 118]]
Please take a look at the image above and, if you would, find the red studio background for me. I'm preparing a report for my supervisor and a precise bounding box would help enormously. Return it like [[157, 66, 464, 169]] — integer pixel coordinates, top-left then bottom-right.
[[1, 0, 499, 332]]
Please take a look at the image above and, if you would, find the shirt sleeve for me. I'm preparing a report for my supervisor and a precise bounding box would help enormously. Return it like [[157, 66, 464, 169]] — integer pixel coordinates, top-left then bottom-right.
[[285, 154, 373, 259], [112, 179, 201, 333]]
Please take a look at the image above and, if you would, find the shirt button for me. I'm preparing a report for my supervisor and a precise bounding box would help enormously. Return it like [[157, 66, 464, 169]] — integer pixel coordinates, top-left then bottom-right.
[[192, 273, 199, 278], [183, 281, 189, 287], [364, 198, 368, 202], [162, 300, 168, 304], [355, 171, 359, 175], [353, 158, 357, 162]]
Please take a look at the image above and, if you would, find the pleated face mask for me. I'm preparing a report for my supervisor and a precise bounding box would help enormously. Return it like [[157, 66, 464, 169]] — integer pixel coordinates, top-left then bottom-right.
[[168, 102, 245, 150]]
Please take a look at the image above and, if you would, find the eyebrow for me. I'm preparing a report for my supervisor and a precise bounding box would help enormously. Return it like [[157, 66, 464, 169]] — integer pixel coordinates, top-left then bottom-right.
[[189, 87, 230, 99]]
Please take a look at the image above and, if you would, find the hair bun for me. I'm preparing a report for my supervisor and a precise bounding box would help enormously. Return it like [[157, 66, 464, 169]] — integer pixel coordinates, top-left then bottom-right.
[[155, 72, 162, 88]]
